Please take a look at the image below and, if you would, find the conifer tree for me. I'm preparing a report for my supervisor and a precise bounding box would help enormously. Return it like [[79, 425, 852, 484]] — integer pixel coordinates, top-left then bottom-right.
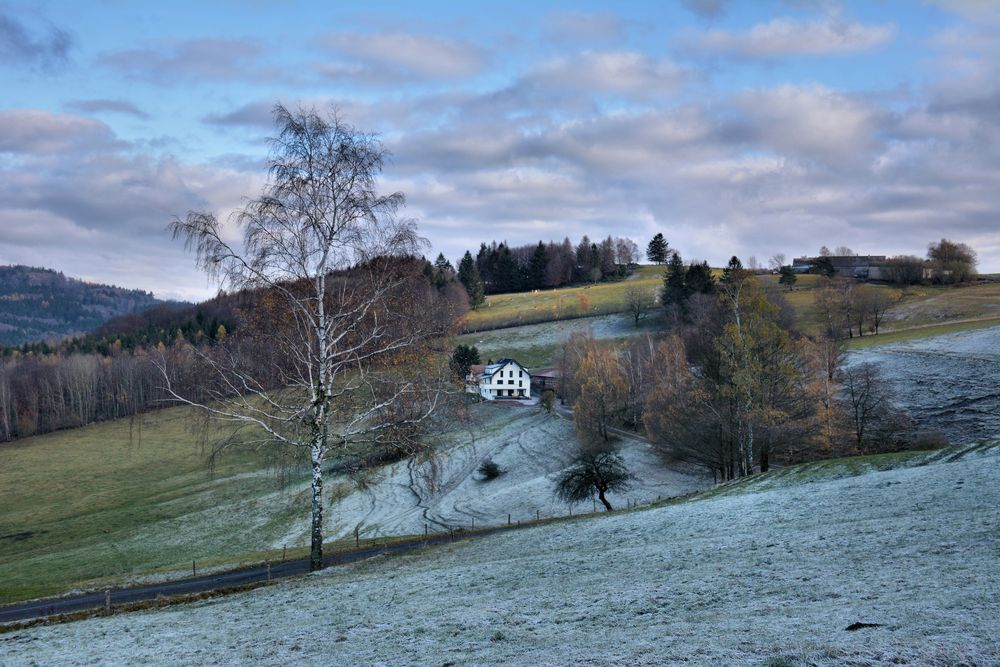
[[458, 250, 486, 307], [646, 233, 669, 264], [662, 252, 687, 307]]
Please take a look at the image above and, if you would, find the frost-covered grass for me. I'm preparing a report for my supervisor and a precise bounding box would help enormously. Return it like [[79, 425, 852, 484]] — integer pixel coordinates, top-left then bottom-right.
[[456, 311, 665, 368], [276, 403, 706, 546], [846, 316, 1000, 350], [5, 442, 998, 665]]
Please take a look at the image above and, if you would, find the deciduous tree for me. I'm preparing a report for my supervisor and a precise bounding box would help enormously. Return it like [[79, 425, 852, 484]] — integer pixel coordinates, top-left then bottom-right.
[[160, 105, 457, 571], [554, 450, 632, 511]]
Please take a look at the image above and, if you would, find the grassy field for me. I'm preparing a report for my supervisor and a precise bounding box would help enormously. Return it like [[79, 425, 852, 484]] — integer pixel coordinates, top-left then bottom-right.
[[0, 407, 315, 605], [462, 265, 664, 332], [461, 264, 1000, 357]]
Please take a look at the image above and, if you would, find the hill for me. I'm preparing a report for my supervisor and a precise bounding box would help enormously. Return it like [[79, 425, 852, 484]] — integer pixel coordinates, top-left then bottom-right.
[[0, 401, 705, 605], [0, 265, 164, 346], [5, 442, 998, 665]]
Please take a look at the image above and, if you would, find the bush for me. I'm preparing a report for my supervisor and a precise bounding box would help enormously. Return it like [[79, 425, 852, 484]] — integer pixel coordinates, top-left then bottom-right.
[[540, 389, 556, 413], [907, 430, 949, 451], [477, 459, 503, 481]]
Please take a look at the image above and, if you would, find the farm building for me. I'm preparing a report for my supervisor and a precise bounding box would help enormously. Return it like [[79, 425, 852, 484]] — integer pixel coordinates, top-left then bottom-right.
[[530, 368, 561, 393], [791, 255, 889, 279], [467, 358, 531, 400]]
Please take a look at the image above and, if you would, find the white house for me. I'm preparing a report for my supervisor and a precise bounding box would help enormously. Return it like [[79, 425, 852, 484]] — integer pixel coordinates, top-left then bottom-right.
[[468, 357, 531, 400]]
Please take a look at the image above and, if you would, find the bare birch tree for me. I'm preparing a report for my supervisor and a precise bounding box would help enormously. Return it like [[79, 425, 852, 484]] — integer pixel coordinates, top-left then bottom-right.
[[157, 105, 456, 571]]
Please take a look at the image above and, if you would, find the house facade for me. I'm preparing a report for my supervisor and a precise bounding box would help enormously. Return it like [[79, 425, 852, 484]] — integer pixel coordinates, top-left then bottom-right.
[[468, 358, 531, 400]]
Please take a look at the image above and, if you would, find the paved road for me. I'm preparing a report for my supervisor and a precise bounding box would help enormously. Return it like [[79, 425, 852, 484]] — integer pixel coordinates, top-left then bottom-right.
[[0, 527, 510, 625]]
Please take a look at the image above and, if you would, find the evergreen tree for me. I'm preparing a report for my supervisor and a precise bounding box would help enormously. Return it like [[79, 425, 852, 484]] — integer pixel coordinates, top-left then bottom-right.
[[662, 252, 687, 307], [494, 243, 520, 293], [721, 256, 745, 284], [528, 241, 548, 290], [432, 253, 454, 288], [811, 256, 836, 278], [451, 344, 481, 378], [575, 236, 593, 283], [458, 250, 486, 307], [646, 233, 669, 264], [778, 265, 797, 290], [685, 261, 715, 296]]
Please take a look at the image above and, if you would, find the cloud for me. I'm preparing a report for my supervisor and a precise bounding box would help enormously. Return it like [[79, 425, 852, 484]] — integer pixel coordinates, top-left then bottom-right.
[[98, 38, 273, 84], [0, 109, 260, 299], [318, 30, 487, 80], [0, 109, 119, 155], [203, 100, 276, 128], [544, 12, 625, 42], [681, 0, 729, 20], [65, 99, 150, 119], [0, 8, 72, 70], [732, 85, 883, 168], [528, 51, 686, 99], [684, 14, 894, 57]]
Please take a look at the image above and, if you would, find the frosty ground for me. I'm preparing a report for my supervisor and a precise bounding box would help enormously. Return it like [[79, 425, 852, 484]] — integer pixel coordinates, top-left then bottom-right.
[[4, 443, 998, 666], [848, 324, 1000, 445], [281, 403, 706, 546]]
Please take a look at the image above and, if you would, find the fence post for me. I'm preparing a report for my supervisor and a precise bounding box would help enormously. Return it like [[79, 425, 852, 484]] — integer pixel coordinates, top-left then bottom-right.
[[507, 513, 511, 526], [593, 498, 596, 512], [104, 589, 111, 616], [536, 509, 540, 522], [282, 544, 286, 560], [192, 559, 196, 577], [471, 517, 475, 530], [267, 562, 271, 583], [355, 527, 359, 548], [424, 524, 428, 538]]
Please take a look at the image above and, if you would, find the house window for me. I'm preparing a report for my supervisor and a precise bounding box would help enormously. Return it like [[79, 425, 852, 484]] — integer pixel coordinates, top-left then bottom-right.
[[519, 381, 522, 387]]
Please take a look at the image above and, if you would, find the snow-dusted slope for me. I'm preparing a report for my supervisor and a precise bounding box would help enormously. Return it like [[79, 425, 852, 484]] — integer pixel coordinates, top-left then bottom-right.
[[281, 403, 706, 545], [6, 444, 999, 666]]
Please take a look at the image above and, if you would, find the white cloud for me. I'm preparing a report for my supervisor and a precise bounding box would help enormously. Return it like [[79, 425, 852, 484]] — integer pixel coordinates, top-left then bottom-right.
[[0, 109, 118, 155], [320, 30, 487, 79], [529, 51, 685, 99], [733, 84, 883, 167], [685, 14, 893, 57]]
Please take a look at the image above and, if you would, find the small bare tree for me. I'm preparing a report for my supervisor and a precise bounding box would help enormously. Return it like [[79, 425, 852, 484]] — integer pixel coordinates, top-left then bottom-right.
[[554, 450, 632, 511], [623, 285, 655, 327], [839, 363, 911, 452], [158, 106, 456, 571]]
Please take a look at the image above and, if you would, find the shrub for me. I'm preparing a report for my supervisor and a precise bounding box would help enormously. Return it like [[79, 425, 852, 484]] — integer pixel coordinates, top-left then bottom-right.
[[907, 430, 949, 451], [477, 459, 503, 481], [540, 389, 556, 413]]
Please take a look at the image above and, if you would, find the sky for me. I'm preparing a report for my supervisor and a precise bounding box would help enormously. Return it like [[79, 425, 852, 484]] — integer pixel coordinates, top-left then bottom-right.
[[1, 0, 998, 300]]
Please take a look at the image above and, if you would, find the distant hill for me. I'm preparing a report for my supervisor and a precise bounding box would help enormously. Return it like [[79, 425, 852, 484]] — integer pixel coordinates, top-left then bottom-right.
[[0, 265, 165, 346]]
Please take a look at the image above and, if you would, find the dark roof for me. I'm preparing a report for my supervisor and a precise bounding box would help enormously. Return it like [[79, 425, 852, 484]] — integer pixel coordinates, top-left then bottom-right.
[[482, 357, 529, 379]]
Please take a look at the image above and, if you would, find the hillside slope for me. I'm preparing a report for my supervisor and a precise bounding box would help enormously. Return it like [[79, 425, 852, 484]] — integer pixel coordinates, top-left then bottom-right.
[[6, 444, 997, 666], [0, 265, 162, 346]]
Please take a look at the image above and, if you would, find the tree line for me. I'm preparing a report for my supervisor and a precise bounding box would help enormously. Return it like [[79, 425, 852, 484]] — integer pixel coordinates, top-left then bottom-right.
[[0, 255, 467, 443], [447, 235, 641, 306]]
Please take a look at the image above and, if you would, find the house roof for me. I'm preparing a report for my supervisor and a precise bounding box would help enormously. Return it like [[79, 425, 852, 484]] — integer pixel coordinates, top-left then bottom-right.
[[530, 367, 561, 379], [481, 357, 528, 379]]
